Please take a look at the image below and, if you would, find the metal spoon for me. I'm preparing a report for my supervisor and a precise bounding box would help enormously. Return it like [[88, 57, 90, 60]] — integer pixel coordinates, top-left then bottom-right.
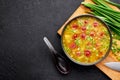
[[43, 37, 70, 74]]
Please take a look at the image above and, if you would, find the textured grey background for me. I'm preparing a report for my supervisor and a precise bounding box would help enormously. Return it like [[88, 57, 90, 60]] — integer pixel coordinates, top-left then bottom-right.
[[0, 0, 119, 80]]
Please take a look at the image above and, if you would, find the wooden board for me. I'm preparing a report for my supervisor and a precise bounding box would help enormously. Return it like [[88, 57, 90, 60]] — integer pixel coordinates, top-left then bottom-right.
[[57, 0, 120, 80]]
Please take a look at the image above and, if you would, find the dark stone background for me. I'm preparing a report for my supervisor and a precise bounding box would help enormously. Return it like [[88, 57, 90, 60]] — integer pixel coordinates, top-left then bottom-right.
[[0, 0, 119, 80]]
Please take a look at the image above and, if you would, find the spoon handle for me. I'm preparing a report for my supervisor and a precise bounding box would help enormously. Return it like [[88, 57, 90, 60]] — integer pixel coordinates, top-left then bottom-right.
[[43, 37, 57, 54]]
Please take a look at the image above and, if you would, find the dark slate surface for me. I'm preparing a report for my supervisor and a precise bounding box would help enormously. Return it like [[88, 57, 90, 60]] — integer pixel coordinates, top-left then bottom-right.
[[0, 0, 119, 80]]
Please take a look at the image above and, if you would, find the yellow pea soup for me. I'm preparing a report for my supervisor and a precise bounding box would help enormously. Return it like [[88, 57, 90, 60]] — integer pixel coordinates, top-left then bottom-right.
[[62, 15, 112, 65]]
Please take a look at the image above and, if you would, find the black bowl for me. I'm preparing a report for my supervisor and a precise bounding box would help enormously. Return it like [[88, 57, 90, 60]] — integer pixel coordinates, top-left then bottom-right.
[[61, 14, 112, 66]]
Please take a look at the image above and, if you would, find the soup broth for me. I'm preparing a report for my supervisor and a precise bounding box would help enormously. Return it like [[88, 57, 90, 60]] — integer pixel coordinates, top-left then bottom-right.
[[62, 16, 111, 64]]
